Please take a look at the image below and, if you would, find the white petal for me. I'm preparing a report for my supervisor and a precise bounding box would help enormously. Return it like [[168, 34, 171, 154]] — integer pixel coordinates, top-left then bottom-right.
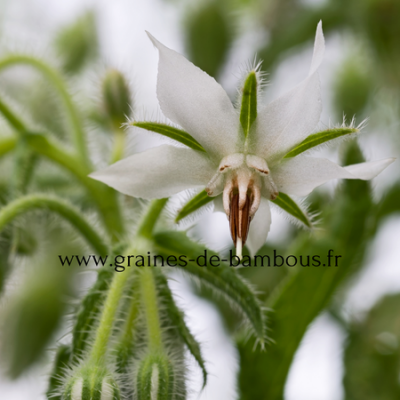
[[251, 23, 324, 163], [309, 21, 325, 75], [343, 158, 395, 180], [90, 145, 215, 199], [246, 198, 271, 257], [147, 32, 239, 160], [271, 156, 395, 197]]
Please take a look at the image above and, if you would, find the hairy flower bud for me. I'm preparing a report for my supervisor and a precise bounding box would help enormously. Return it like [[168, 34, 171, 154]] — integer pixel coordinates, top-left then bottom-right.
[[55, 11, 98, 75], [135, 352, 175, 400], [63, 367, 120, 400], [102, 69, 132, 130]]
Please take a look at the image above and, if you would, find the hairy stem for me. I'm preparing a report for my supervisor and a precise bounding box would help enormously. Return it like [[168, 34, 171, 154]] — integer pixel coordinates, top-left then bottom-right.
[[140, 268, 163, 350], [0, 194, 108, 254], [88, 263, 132, 365]]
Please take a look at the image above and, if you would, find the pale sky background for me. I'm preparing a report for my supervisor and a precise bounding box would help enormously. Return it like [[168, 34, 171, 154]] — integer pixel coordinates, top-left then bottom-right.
[[0, 0, 399, 399]]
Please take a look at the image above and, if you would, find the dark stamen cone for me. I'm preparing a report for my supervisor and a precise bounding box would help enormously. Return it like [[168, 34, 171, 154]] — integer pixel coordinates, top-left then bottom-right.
[[229, 193, 252, 247]]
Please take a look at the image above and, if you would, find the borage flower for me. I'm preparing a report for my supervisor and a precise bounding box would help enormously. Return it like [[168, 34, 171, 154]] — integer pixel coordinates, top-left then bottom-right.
[[90, 22, 394, 257]]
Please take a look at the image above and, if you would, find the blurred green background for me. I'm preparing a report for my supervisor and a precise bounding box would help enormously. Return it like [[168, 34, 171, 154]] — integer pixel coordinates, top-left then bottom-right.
[[0, 0, 399, 399]]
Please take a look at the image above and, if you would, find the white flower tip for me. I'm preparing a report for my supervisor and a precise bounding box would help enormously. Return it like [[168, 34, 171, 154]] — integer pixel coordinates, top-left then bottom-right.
[[145, 31, 161, 49], [309, 21, 325, 75]]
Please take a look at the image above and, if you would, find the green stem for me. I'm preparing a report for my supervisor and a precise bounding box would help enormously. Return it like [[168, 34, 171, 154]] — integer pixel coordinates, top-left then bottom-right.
[[0, 136, 17, 158], [0, 55, 89, 164], [0, 98, 27, 133], [0, 194, 108, 254], [110, 127, 125, 164], [140, 268, 163, 350], [88, 261, 132, 365], [86, 199, 168, 365], [137, 198, 169, 239]]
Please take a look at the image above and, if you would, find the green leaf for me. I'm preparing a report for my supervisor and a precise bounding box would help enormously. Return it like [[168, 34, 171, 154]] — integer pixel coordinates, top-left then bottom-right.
[[175, 190, 214, 223], [132, 122, 206, 153], [272, 192, 311, 227], [343, 293, 400, 400], [153, 231, 266, 343], [284, 127, 358, 158], [154, 268, 207, 387], [240, 71, 258, 138]]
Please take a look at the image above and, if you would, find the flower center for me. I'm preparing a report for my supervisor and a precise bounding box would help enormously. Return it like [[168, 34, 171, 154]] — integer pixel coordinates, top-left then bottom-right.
[[205, 153, 278, 258], [223, 168, 261, 258]]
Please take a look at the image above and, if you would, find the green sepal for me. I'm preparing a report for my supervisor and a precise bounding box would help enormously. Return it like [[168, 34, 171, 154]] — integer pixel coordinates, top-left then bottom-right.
[[154, 268, 207, 387], [153, 231, 266, 343], [284, 127, 358, 158], [272, 192, 311, 228], [175, 190, 214, 223], [132, 122, 206, 153], [240, 71, 258, 138]]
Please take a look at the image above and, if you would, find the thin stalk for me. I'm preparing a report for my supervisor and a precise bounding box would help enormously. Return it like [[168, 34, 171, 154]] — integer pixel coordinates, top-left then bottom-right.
[[0, 55, 89, 165], [0, 194, 108, 254], [0, 98, 27, 133], [137, 198, 169, 239], [110, 127, 125, 164], [88, 262, 132, 365], [140, 268, 163, 350]]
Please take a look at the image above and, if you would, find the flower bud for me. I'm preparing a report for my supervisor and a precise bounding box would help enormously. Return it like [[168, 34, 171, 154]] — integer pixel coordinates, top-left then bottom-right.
[[63, 367, 120, 400], [102, 69, 132, 130], [135, 352, 175, 400], [0, 265, 69, 378], [55, 11, 98, 75]]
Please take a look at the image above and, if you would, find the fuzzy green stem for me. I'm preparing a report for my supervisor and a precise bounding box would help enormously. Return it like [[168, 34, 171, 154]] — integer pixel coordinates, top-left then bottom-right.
[[88, 262, 132, 365], [0, 55, 89, 164], [137, 198, 169, 239], [86, 199, 168, 365], [0, 136, 17, 158], [0, 98, 27, 133], [140, 268, 163, 350], [0, 194, 108, 254]]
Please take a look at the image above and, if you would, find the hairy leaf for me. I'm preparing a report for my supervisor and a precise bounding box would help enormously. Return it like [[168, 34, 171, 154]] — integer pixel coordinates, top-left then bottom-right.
[[153, 231, 265, 343], [154, 268, 207, 386]]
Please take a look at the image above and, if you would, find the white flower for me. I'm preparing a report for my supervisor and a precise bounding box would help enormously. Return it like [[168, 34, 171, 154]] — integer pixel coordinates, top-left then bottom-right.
[[90, 22, 394, 256]]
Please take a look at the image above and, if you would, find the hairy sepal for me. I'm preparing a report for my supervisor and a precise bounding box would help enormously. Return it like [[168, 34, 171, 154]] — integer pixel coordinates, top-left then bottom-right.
[[272, 192, 312, 228], [132, 122, 206, 153], [284, 127, 359, 158], [240, 71, 258, 139], [175, 190, 214, 223], [153, 231, 266, 343]]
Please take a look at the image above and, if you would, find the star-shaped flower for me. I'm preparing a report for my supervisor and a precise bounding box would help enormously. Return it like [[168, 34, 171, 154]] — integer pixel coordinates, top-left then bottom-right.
[[90, 22, 394, 256]]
